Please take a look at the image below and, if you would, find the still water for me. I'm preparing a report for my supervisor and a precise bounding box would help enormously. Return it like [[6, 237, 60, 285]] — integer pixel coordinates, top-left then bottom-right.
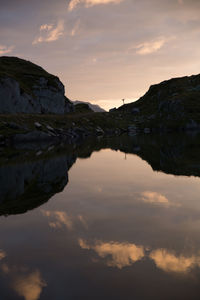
[[1, 134, 200, 299]]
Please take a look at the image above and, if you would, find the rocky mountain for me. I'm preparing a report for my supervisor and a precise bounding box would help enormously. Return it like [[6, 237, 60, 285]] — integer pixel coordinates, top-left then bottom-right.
[[0, 56, 74, 114], [117, 73, 200, 130], [73, 100, 106, 112]]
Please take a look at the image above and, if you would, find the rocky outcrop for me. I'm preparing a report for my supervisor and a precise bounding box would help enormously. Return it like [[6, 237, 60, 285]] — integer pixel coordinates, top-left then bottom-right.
[[117, 73, 200, 131], [0, 56, 74, 114]]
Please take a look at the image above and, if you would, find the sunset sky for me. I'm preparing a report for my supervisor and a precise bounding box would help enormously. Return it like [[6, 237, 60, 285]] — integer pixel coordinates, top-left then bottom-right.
[[1, 0, 200, 110]]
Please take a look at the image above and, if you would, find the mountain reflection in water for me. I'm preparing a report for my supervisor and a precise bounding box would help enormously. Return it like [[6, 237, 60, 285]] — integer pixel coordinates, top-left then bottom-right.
[[0, 133, 200, 299]]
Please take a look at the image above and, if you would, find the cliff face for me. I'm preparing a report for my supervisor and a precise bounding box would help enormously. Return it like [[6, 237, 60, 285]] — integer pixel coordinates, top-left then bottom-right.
[[0, 56, 74, 114]]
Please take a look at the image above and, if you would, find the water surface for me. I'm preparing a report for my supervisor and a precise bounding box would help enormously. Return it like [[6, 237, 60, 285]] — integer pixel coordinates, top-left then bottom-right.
[[1, 134, 200, 299]]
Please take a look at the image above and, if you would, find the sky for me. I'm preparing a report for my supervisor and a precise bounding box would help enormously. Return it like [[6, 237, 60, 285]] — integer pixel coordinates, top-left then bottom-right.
[[1, 0, 200, 110]]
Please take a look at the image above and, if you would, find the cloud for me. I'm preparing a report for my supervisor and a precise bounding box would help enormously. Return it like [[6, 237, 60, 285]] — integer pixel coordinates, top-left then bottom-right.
[[150, 249, 198, 273], [77, 215, 88, 229], [0, 262, 46, 300], [68, 0, 123, 11], [140, 191, 180, 207], [79, 238, 200, 274], [71, 19, 81, 36], [42, 210, 73, 230], [40, 24, 53, 31], [33, 20, 64, 44], [135, 37, 167, 55], [13, 270, 46, 300], [42, 210, 88, 230], [79, 239, 91, 249], [141, 191, 170, 205], [79, 239, 144, 268], [0, 45, 14, 55], [1, 263, 10, 274], [0, 250, 6, 260]]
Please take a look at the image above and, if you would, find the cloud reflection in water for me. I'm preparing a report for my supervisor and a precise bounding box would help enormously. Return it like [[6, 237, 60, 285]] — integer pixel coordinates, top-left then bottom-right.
[[79, 239, 200, 274], [150, 249, 199, 273], [79, 239, 145, 269], [13, 270, 46, 300]]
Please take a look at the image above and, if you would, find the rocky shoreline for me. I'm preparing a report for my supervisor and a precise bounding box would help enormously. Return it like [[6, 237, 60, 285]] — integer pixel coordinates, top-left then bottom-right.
[[0, 114, 126, 147], [1, 112, 200, 147]]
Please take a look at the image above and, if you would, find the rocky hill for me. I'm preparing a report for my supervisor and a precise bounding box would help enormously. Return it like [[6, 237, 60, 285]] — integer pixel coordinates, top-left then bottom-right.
[[117, 74, 200, 131], [73, 100, 106, 112], [74, 102, 94, 113], [0, 56, 73, 114]]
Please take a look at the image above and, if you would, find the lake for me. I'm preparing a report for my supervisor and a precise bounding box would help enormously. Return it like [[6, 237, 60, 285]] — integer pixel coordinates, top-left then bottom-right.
[[0, 133, 200, 299]]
